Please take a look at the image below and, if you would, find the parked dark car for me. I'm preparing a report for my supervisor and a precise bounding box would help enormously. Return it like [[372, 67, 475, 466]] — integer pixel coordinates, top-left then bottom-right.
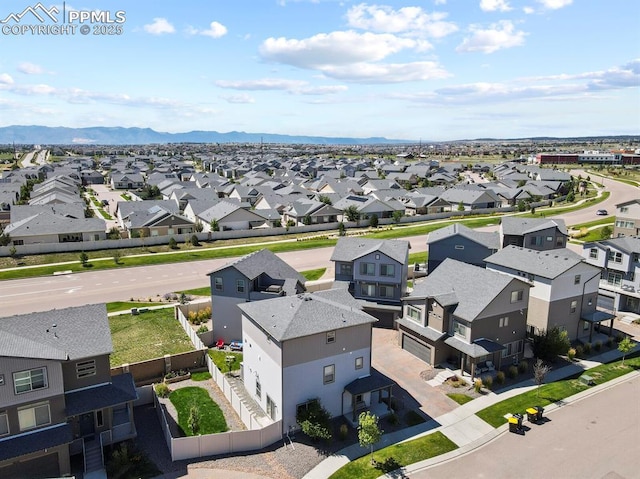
[[596, 209, 608, 215]]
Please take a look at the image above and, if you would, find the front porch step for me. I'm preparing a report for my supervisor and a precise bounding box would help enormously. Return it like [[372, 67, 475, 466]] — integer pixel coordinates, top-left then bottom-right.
[[426, 369, 456, 387], [84, 440, 104, 472]]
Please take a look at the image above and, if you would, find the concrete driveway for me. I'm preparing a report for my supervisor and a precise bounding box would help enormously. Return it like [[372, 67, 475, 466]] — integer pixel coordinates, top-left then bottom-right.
[[371, 328, 459, 420]]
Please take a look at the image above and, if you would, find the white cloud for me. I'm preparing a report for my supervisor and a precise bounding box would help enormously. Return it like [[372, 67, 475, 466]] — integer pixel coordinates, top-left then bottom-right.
[[523, 6, 535, 14], [17, 62, 44, 75], [434, 0, 447, 4], [189, 21, 228, 38], [0, 73, 14, 85], [215, 78, 348, 95], [320, 61, 450, 83], [346, 4, 458, 38], [456, 20, 526, 54], [220, 94, 255, 104], [260, 31, 416, 68], [143, 18, 175, 35], [480, 0, 512, 12], [537, 0, 572, 9]]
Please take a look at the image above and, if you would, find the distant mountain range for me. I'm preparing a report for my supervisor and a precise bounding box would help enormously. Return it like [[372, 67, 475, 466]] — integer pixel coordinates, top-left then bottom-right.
[[0, 125, 412, 146]]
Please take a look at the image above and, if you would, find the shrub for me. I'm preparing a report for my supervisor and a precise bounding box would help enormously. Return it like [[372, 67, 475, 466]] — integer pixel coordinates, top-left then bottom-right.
[[168, 237, 178, 249], [296, 399, 332, 442], [583, 342, 592, 355], [594, 340, 602, 352], [574, 345, 584, 358], [606, 336, 615, 348], [196, 324, 208, 334], [387, 413, 399, 426], [518, 361, 529, 374], [507, 366, 518, 379], [495, 371, 505, 385], [190, 234, 200, 246], [482, 375, 493, 390], [616, 333, 625, 343], [188, 403, 201, 435], [404, 410, 425, 426], [474, 379, 483, 393], [533, 326, 571, 361], [567, 348, 576, 361], [338, 423, 349, 441], [154, 382, 171, 398]]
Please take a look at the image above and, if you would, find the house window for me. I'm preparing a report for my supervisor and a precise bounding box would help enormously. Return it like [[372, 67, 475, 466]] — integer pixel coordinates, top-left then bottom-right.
[[633, 253, 639, 263], [510, 290, 523, 303], [339, 263, 353, 276], [214, 277, 223, 291], [546, 236, 553, 242], [501, 340, 523, 358], [570, 300, 578, 313], [0, 413, 8, 436], [375, 254, 380, 260], [360, 262, 375, 276], [266, 395, 276, 420], [256, 378, 261, 400], [589, 248, 598, 259], [407, 305, 421, 323], [18, 402, 51, 431], [76, 360, 96, 378], [323, 364, 335, 384], [380, 264, 395, 277], [499, 316, 509, 328], [326, 330, 336, 344], [454, 245, 465, 250], [556, 237, 564, 247], [574, 275, 581, 285], [529, 236, 542, 246], [607, 251, 622, 263], [607, 271, 623, 286], [620, 206, 628, 213], [453, 321, 467, 338], [361, 283, 376, 297], [13, 240, 24, 246], [14, 367, 48, 394], [236, 279, 245, 293], [379, 285, 394, 298], [355, 357, 363, 370]]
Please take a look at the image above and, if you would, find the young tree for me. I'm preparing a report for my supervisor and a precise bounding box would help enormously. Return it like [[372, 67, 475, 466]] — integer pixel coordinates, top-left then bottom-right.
[[345, 205, 360, 223], [79, 251, 89, 267], [369, 214, 379, 228], [194, 220, 204, 233], [188, 403, 201, 435], [303, 214, 312, 226], [318, 195, 332, 205], [533, 326, 571, 362], [600, 225, 612, 239], [358, 411, 383, 465], [296, 399, 332, 442], [338, 221, 346, 236], [392, 210, 403, 224], [618, 336, 635, 366], [457, 201, 465, 212], [209, 218, 220, 232], [533, 359, 551, 397]]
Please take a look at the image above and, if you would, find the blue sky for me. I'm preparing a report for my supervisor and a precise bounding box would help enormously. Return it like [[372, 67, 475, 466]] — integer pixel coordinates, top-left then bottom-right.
[[0, 0, 638, 141]]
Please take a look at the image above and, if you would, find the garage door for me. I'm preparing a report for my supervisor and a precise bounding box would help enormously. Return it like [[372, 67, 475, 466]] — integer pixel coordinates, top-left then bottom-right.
[[402, 334, 431, 364]]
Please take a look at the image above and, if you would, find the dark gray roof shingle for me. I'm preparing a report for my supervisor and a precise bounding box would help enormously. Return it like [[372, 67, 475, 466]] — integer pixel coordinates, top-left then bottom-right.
[[207, 248, 306, 284], [330, 237, 409, 264], [485, 246, 586, 279]]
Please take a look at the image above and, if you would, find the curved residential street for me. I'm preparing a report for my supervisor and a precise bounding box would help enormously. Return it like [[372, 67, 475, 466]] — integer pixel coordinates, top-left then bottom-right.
[[410, 374, 640, 479], [1, 174, 637, 317]]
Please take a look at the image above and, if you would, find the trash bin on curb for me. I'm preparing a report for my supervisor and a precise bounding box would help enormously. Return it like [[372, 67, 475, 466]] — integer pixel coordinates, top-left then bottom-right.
[[526, 407, 538, 423], [535, 406, 544, 422], [508, 413, 523, 433]]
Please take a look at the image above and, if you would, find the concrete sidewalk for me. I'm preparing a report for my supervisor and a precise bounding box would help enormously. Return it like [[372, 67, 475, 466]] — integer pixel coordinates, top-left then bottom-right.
[[303, 343, 640, 479]]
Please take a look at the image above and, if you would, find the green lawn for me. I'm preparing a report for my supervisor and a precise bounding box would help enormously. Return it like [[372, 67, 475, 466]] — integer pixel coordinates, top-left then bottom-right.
[[577, 226, 612, 243], [301, 268, 326, 281], [109, 308, 194, 367], [569, 217, 615, 230], [476, 354, 640, 428], [447, 393, 475, 405], [178, 286, 211, 296], [408, 251, 428, 265], [169, 387, 228, 435], [208, 349, 243, 372], [106, 301, 163, 313], [190, 371, 212, 381], [328, 431, 457, 479]]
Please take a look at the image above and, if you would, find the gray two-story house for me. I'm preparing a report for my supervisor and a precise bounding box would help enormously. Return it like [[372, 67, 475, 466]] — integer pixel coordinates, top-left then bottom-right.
[[583, 236, 640, 315], [331, 237, 410, 327], [397, 259, 531, 377], [207, 249, 306, 342], [426, 223, 499, 274], [500, 217, 568, 250], [613, 199, 640, 238], [0, 304, 137, 479]]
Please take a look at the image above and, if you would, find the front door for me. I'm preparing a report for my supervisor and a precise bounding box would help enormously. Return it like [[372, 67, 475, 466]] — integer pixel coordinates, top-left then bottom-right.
[[79, 412, 95, 438]]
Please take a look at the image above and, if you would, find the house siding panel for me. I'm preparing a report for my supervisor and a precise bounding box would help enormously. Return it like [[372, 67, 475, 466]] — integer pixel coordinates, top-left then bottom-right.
[[61, 355, 111, 392], [0, 358, 63, 408]]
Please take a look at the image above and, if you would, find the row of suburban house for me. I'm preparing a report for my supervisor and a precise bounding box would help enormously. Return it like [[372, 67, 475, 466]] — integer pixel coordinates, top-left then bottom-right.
[[1, 157, 574, 245]]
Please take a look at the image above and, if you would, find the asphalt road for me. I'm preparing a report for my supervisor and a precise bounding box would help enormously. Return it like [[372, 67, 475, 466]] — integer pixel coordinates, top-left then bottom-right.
[[1, 172, 637, 317], [411, 374, 640, 479]]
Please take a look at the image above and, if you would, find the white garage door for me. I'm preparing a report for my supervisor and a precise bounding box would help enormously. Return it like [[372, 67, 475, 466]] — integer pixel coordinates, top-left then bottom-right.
[[402, 334, 431, 364]]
